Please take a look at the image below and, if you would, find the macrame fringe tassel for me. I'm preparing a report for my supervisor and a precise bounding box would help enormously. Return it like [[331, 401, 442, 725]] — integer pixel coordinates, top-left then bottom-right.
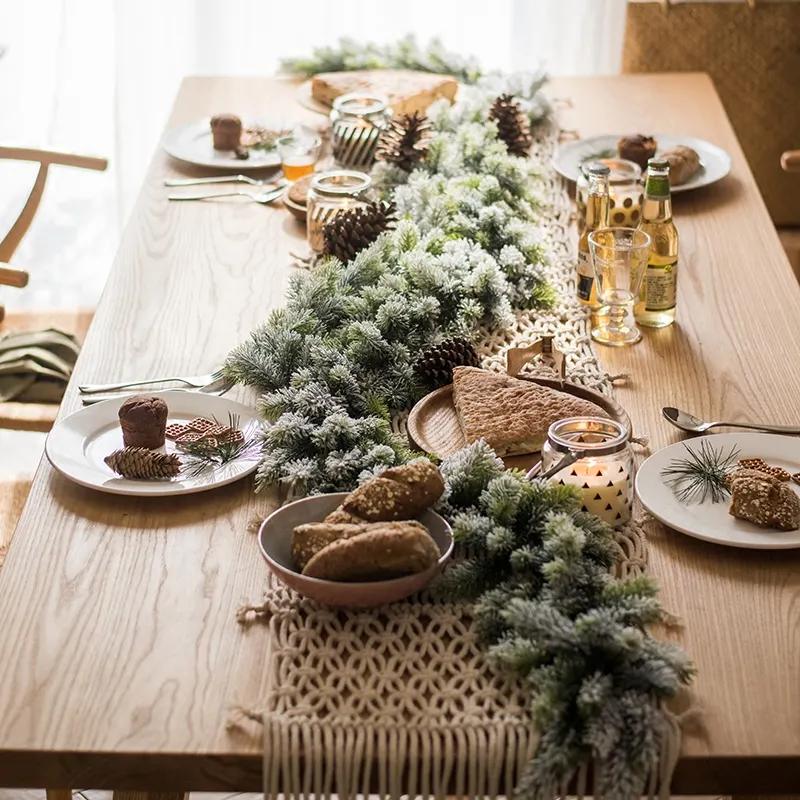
[[262, 719, 534, 800]]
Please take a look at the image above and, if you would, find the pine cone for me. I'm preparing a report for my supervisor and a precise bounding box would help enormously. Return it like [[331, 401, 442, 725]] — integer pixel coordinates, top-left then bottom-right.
[[375, 112, 432, 172], [488, 94, 533, 158], [414, 338, 481, 390], [322, 200, 396, 264], [104, 447, 182, 480]]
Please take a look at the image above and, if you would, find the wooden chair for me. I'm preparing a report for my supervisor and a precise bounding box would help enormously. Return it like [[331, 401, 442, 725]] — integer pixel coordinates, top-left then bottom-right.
[[779, 150, 800, 280], [0, 147, 107, 566], [0, 145, 107, 431]]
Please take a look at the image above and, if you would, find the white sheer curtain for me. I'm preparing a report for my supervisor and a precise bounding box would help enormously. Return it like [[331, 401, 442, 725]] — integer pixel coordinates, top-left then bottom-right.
[[0, 0, 627, 308]]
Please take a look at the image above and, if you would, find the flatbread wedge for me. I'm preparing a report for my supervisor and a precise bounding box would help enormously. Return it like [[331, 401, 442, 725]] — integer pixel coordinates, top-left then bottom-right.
[[451, 367, 609, 457], [311, 69, 458, 115]]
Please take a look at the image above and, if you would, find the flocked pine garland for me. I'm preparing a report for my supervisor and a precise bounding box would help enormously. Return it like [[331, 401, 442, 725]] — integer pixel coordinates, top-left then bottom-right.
[[224, 74, 554, 494], [437, 442, 693, 799], [226, 51, 693, 800], [280, 34, 484, 85]]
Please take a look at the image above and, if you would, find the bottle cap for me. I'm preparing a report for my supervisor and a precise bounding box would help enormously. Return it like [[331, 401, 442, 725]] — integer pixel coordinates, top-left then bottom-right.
[[647, 157, 669, 170], [586, 162, 611, 176]]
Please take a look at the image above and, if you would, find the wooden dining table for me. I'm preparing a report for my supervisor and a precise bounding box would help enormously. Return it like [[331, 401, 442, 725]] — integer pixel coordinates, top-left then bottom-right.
[[1, 72, 799, 797]]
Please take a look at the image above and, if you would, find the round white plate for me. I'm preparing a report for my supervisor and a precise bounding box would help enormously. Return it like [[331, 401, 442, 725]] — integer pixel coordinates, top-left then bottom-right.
[[553, 134, 732, 193], [162, 117, 291, 170], [636, 433, 800, 549], [296, 80, 331, 116], [45, 391, 262, 496]]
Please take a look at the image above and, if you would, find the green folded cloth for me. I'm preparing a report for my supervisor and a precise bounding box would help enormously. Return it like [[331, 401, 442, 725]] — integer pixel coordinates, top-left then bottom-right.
[[0, 328, 81, 403]]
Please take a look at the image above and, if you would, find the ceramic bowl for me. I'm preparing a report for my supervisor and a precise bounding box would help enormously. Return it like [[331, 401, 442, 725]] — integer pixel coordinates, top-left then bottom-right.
[[258, 492, 453, 608]]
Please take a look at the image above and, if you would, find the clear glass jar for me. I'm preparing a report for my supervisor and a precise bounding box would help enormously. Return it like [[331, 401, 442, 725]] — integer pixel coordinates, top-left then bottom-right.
[[541, 417, 633, 528], [330, 93, 392, 169], [576, 158, 643, 234], [306, 170, 373, 254]]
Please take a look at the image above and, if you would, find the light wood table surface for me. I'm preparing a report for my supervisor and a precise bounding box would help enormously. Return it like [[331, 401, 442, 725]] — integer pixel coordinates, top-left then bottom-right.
[[0, 73, 798, 795]]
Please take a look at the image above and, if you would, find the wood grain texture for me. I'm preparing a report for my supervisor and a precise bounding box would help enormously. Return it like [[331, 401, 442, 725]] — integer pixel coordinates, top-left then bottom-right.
[[0, 74, 797, 794]]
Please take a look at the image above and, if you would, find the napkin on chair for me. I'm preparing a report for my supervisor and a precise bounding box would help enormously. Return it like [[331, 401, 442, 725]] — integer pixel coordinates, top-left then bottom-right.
[[0, 329, 80, 402]]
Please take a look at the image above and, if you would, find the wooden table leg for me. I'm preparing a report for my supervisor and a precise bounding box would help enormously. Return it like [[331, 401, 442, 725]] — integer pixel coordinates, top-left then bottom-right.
[[45, 792, 72, 800], [112, 793, 188, 800]]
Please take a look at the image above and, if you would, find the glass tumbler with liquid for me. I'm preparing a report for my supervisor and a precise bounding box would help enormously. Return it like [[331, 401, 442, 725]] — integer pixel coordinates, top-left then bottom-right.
[[277, 133, 321, 182], [576, 158, 642, 235]]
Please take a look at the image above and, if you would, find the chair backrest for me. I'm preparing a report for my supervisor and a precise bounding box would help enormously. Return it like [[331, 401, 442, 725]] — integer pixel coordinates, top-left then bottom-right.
[[0, 147, 107, 322], [0, 147, 107, 263]]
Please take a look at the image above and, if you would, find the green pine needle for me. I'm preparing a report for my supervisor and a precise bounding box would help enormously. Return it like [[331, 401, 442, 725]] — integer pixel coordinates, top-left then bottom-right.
[[661, 440, 740, 504]]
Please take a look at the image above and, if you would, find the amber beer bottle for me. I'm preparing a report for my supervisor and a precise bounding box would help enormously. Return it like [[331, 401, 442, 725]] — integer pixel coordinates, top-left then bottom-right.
[[577, 164, 610, 309], [636, 157, 678, 327]]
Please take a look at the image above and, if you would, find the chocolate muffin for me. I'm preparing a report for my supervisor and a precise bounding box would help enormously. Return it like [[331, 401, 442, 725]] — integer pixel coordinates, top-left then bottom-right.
[[210, 114, 242, 151], [617, 134, 658, 171], [118, 395, 169, 449]]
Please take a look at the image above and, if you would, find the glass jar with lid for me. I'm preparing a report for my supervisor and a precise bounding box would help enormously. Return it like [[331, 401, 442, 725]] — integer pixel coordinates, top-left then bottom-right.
[[306, 170, 373, 254], [330, 93, 392, 169], [576, 158, 643, 234], [541, 417, 633, 528]]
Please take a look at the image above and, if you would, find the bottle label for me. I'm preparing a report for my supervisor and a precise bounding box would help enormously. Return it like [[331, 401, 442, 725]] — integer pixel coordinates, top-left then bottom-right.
[[644, 259, 677, 311], [577, 250, 595, 304]]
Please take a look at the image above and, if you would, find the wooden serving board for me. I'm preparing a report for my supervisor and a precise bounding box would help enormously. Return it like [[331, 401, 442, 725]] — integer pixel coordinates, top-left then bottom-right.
[[406, 376, 631, 472]]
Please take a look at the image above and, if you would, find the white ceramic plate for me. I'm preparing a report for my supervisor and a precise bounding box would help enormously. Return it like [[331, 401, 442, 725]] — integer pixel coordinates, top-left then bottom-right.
[[162, 117, 292, 170], [553, 134, 732, 193], [45, 391, 262, 496], [636, 433, 800, 549], [296, 80, 331, 116]]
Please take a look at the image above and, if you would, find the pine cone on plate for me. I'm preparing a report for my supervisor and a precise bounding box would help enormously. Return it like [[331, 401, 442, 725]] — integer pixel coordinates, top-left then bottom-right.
[[322, 200, 396, 264], [488, 94, 533, 157], [375, 112, 432, 172], [104, 447, 182, 480], [414, 337, 480, 390]]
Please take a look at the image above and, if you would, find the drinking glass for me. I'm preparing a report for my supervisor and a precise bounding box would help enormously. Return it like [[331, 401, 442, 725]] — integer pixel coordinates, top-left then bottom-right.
[[588, 227, 651, 346], [277, 133, 321, 182]]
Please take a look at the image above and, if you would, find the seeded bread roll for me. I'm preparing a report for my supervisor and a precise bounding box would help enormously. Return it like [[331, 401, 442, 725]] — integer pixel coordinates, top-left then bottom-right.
[[324, 506, 364, 525], [210, 114, 242, 151], [342, 461, 445, 522], [118, 394, 168, 449], [291, 521, 369, 570], [302, 520, 440, 581], [728, 468, 800, 531]]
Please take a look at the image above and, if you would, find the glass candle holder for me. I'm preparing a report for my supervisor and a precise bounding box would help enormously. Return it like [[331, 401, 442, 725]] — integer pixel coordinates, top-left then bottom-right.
[[277, 133, 321, 182], [330, 93, 392, 169], [576, 158, 643, 234], [306, 170, 373, 254], [541, 417, 633, 527]]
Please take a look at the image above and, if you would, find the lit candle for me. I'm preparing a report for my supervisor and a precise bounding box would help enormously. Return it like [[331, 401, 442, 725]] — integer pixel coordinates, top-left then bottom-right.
[[541, 417, 634, 528]]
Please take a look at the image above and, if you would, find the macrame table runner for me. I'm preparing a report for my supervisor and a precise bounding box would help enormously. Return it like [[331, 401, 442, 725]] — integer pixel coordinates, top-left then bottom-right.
[[235, 121, 674, 799]]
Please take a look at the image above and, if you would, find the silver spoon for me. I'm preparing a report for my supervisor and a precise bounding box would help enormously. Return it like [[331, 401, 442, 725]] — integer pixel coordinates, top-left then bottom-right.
[[662, 406, 800, 435]]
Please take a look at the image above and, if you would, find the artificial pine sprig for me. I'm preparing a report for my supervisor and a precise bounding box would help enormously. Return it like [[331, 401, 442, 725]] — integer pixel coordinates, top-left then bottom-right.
[[179, 414, 262, 479], [661, 440, 740, 503]]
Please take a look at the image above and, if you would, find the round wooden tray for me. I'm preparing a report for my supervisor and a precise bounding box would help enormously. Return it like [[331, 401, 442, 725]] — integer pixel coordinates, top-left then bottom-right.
[[407, 376, 631, 472], [282, 187, 307, 221]]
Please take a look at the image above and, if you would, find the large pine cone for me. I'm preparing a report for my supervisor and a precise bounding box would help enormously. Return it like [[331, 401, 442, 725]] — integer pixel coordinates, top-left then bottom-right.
[[414, 337, 481, 390], [322, 200, 396, 264], [488, 94, 533, 158], [104, 447, 181, 480], [375, 112, 432, 173]]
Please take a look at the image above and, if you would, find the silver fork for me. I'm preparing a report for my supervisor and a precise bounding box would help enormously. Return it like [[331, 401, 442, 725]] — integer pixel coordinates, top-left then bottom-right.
[[82, 375, 234, 406], [168, 186, 285, 204], [164, 174, 286, 188], [79, 368, 223, 394]]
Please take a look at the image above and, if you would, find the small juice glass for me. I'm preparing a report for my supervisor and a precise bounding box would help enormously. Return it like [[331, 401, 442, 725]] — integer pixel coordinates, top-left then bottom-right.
[[277, 133, 321, 182]]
